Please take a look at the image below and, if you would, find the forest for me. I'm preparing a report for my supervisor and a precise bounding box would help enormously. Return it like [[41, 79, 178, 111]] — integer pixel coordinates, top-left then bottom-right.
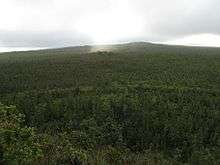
[[0, 43, 220, 164]]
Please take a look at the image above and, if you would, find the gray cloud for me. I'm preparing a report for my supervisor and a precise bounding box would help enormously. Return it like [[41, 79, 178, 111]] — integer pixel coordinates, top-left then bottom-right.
[[132, 0, 220, 39], [0, 0, 220, 48], [0, 31, 92, 47]]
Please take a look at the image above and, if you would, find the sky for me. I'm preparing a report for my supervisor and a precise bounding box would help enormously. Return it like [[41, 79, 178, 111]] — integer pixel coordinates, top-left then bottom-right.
[[0, 0, 220, 52]]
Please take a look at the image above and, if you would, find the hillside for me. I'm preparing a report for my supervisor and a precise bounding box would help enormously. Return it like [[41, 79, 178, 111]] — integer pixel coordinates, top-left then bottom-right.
[[0, 42, 220, 94], [0, 42, 220, 164]]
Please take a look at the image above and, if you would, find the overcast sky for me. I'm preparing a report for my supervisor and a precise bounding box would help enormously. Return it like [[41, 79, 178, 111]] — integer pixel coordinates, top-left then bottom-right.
[[1, 0, 220, 51]]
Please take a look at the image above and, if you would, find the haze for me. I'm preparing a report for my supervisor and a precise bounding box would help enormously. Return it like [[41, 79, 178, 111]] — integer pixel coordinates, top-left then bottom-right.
[[1, 0, 220, 52]]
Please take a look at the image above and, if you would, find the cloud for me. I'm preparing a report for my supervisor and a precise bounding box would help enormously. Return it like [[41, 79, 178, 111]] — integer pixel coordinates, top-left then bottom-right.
[[132, 0, 220, 39], [0, 0, 220, 48], [164, 34, 220, 47], [0, 30, 92, 47]]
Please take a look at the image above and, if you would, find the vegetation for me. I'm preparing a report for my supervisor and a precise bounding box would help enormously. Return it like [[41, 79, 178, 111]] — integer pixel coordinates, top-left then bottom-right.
[[0, 43, 219, 164]]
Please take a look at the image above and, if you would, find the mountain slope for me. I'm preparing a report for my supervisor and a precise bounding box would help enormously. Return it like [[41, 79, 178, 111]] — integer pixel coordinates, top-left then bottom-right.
[[0, 42, 219, 164], [0, 42, 220, 94]]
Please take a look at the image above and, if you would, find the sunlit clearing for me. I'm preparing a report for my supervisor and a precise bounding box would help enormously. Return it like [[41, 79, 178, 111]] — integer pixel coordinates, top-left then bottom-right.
[[165, 34, 220, 47], [75, 1, 143, 44]]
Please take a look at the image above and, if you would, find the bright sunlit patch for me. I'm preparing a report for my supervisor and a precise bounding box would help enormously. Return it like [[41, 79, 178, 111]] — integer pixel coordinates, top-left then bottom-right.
[[165, 34, 220, 47], [75, 0, 143, 44], [0, 47, 47, 53]]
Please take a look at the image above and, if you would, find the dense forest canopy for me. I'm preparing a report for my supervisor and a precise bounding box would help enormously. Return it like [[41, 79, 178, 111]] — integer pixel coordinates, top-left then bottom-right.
[[0, 43, 220, 164]]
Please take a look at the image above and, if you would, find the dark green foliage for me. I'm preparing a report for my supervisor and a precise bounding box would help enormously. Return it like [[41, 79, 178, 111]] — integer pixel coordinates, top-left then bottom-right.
[[0, 43, 219, 164]]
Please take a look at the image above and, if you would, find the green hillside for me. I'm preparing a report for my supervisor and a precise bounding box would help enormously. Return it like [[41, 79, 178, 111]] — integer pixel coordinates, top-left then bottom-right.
[[0, 42, 220, 164]]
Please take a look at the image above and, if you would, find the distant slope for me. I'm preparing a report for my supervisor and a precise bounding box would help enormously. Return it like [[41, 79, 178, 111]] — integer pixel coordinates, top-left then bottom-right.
[[0, 42, 220, 94], [1, 42, 220, 56], [43, 42, 220, 54]]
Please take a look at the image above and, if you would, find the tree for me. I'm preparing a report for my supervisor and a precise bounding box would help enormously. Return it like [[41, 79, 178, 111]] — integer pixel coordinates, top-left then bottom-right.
[[0, 103, 43, 164]]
